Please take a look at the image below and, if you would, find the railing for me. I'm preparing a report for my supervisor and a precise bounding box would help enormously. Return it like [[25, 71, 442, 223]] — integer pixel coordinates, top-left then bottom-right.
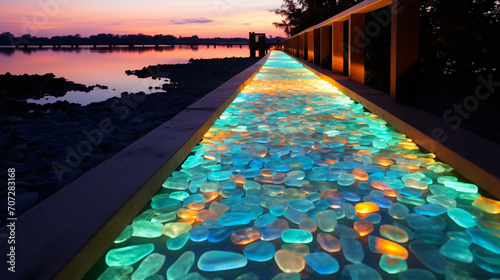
[[277, 0, 420, 104]]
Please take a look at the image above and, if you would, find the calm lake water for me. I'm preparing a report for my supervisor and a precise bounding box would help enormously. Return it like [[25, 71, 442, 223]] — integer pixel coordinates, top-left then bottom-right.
[[0, 45, 251, 105]]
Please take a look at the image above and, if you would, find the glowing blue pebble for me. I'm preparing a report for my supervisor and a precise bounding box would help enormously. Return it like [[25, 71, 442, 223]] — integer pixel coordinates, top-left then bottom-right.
[[363, 196, 391, 208], [183, 194, 204, 207], [342, 263, 382, 280], [414, 203, 447, 216], [207, 227, 233, 243], [269, 205, 285, 216], [304, 252, 339, 275], [208, 171, 232, 181], [466, 227, 500, 254], [447, 208, 476, 228], [243, 241, 276, 262], [188, 226, 209, 242], [340, 190, 360, 202], [400, 187, 422, 197], [219, 212, 252, 226], [288, 199, 314, 212], [337, 174, 356, 186], [254, 213, 277, 227], [197, 251, 247, 272]]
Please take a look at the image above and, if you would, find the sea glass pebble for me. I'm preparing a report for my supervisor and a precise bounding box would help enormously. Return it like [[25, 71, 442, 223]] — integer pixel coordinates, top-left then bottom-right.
[[380, 225, 409, 243], [304, 252, 339, 275], [341, 237, 364, 263], [282, 244, 309, 257], [342, 263, 382, 280], [274, 250, 305, 273], [398, 269, 437, 280], [379, 254, 407, 274], [167, 251, 195, 280], [439, 239, 473, 263], [243, 241, 276, 262], [167, 232, 190, 250], [105, 244, 154, 266], [197, 251, 247, 271], [131, 253, 165, 280], [317, 233, 341, 252], [409, 240, 446, 274], [98, 266, 133, 280], [472, 196, 500, 214], [281, 229, 312, 244], [466, 227, 500, 254], [368, 236, 408, 259], [388, 203, 409, 219]]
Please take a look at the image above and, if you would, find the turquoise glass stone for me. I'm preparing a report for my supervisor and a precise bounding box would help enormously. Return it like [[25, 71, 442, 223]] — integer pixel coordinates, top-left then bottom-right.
[[207, 227, 233, 243], [304, 252, 339, 275], [188, 226, 209, 242], [341, 237, 364, 263], [231, 204, 263, 219], [243, 241, 276, 262], [397, 195, 425, 206], [131, 253, 165, 280], [379, 254, 407, 274], [219, 212, 252, 226], [197, 251, 247, 271], [132, 220, 164, 238], [405, 214, 445, 230], [181, 156, 203, 169], [439, 239, 473, 263], [414, 203, 446, 216], [288, 199, 314, 212], [105, 243, 155, 266], [167, 251, 195, 280], [466, 227, 500, 254], [284, 208, 307, 224], [398, 269, 437, 280], [98, 266, 133, 280], [316, 210, 337, 232], [281, 229, 313, 244], [414, 229, 447, 245], [447, 207, 476, 228], [254, 213, 277, 227], [426, 195, 456, 209], [388, 203, 409, 219], [342, 263, 382, 280], [208, 171, 232, 181], [183, 194, 204, 207], [444, 181, 478, 193], [471, 245, 500, 273], [337, 173, 356, 186], [114, 225, 134, 243], [151, 197, 180, 209], [400, 187, 422, 197], [409, 240, 446, 274], [167, 232, 190, 250]]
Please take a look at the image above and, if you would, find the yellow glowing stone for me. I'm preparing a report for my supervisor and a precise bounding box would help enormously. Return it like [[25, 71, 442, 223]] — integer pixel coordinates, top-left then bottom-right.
[[274, 250, 305, 273], [355, 202, 380, 214], [177, 208, 198, 219], [472, 197, 500, 214]]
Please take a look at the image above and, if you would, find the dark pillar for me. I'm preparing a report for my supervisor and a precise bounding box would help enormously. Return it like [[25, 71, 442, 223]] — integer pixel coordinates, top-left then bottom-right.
[[307, 30, 314, 63], [332, 21, 344, 74], [349, 14, 365, 84], [390, 0, 420, 103], [320, 25, 332, 70]]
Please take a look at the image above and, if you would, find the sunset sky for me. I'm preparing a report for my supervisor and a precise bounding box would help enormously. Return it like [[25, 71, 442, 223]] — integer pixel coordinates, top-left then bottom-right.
[[0, 0, 287, 38]]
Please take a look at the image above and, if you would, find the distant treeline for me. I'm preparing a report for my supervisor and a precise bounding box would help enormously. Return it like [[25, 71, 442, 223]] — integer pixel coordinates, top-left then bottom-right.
[[0, 32, 284, 45]]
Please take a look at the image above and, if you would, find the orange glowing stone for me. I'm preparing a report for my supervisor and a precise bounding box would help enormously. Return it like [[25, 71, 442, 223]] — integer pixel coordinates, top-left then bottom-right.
[[188, 202, 206, 211], [230, 227, 260, 245], [324, 158, 336, 164], [472, 196, 500, 214], [352, 168, 369, 181], [261, 169, 275, 177], [368, 236, 408, 260], [202, 191, 219, 202], [384, 189, 400, 197], [353, 221, 374, 236], [177, 208, 198, 219], [195, 210, 220, 222], [355, 202, 380, 217], [370, 181, 392, 191], [230, 175, 246, 187]]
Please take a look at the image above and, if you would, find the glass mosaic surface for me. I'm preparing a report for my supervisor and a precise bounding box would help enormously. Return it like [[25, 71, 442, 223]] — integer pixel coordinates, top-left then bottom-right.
[[97, 51, 500, 280]]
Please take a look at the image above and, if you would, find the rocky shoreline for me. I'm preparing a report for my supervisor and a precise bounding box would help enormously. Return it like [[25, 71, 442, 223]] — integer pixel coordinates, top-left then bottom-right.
[[0, 57, 260, 224]]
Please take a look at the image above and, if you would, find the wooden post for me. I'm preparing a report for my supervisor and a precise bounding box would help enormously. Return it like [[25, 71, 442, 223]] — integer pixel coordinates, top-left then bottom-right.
[[313, 28, 321, 65], [320, 25, 332, 69], [390, 0, 420, 103], [304, 32, 308, 61], [349, 14, 365, 84], [332, 21, 344, 74], [307, 30, 314, 63]]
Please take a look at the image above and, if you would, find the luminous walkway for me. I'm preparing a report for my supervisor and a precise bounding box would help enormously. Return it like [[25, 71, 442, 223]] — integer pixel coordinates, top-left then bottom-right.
[[94, 51, 500, 280]]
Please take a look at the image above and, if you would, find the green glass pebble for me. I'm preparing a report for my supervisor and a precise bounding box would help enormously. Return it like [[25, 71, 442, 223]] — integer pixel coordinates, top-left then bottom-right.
[[281, 229, 313, 244], [270, 273, 301, 280], [447, 208, 476, 228], [342, 263, 382, 280], [114, 225, 133, 243], [341, 237, 364, 263], [439, 240, 473, 263], [169, 191, 190, 201], [167, 232, 190, 251], [316, 210, 337, 232], [97, 266, 133, 280], [162, 222, 192, 238], [426, 195, 456, 209], [132, 220, 163, 238], [444, 181, 478, 193], [409, 240, 446, 274], [388, 203, 409, 219], [397, 196, 425, 206], [181, 156, 204, 169], [197, 250, 248, 271], [166, 251, 195, 280], [132, 253, 166, 280], [151, 212, 176, 223], [288, 199, 314, 212], [105, 244, 154, 266], [379, 254, 407, 274], [471, 245, 500, 273], [398, 269, 437, 280]]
